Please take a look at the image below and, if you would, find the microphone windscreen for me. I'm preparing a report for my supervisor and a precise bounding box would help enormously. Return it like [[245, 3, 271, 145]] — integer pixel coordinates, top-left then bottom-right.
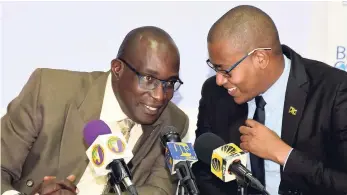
[[83, 119, 112, 146], [160, 126, 181, 147], [194, 132, 225, 164], [160, 126, 179, 136]]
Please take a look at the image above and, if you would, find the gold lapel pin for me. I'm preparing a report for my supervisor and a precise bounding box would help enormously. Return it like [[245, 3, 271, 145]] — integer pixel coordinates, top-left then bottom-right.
[[289, 106, 297, 115]]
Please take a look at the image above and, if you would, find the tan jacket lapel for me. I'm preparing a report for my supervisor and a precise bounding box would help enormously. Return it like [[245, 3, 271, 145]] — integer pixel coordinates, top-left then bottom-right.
[[130, 119, 163, 172], [57, 71, 109, 182]]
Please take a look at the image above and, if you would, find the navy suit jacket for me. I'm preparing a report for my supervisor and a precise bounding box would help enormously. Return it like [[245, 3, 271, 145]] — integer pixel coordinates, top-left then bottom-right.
[[192, 45, 347, 195]]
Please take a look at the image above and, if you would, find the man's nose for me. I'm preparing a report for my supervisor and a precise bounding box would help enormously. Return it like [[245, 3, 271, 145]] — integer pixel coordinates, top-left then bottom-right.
[[150, 83, 165, 102], [216, 72, 227, 86]]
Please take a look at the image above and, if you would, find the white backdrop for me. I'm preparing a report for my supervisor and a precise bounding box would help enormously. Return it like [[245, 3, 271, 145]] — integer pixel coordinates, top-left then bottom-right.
[[1, 1, 346, 142]]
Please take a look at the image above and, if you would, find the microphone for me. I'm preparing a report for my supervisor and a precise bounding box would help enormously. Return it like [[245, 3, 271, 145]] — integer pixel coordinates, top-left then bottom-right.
[[160, 126, 199, 195], [194, 132, 269, 195], [83, 119, 138, 195]]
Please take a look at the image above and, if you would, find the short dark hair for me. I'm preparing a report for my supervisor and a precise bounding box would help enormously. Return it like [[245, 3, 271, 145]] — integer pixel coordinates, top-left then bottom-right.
[[208, 5, 282, 54]]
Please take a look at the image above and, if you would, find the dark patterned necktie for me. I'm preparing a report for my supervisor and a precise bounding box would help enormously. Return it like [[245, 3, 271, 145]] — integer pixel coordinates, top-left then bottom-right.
[[250, 96, 266, 187]]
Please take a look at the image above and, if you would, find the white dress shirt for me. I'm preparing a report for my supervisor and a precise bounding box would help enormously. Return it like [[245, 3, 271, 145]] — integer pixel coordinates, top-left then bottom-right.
[[246, 55, 292, 195]]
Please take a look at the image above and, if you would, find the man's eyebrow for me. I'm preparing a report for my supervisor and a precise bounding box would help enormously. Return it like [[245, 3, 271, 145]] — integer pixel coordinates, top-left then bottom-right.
[[209, 60, 223, 68], [142, 68, 159, 76], [212, 63, 224, 70], [167, 75, 179, 80], [142, 68, 180, 81]]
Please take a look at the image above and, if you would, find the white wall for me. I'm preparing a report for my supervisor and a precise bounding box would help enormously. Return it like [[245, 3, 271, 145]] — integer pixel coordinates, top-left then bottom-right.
[[1, 1, 346, 142]]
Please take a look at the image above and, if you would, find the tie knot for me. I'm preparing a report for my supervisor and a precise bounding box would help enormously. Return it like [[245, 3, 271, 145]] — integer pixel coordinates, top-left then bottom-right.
[[119, 118, 135, 130], [255, 96, 266, 109], [118, 118, 135, 142]]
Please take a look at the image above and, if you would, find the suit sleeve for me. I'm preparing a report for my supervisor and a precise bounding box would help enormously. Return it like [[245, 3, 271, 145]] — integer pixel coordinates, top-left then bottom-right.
[[129, 153, 176, 195], [195, 79, 213, 138], [192, 79, 237, 195], [1, 69, 43, 193], [180, 112, 189, 140], [284, 80, 347, 193]]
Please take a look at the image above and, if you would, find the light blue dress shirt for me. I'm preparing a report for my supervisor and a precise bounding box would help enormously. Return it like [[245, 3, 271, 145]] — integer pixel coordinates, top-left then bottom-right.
[[246, 55, 292, 195]]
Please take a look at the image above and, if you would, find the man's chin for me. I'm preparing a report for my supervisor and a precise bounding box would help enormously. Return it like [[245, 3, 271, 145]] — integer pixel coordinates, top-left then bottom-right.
[[233, 96, 248, 105], [135, 113, 161, 125]]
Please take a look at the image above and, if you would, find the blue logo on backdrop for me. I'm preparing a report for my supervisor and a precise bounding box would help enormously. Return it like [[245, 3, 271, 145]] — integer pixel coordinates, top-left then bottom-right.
[[334, 46, 346, 72]]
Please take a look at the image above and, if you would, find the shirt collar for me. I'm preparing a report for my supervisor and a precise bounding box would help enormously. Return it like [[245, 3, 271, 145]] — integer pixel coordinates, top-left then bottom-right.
[[100, 72, 128, 123], [249, 55, 291, 108]]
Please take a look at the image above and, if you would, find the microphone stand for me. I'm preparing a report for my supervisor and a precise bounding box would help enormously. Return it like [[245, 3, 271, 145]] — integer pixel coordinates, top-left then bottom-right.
[[177, 180, 187, 195], [236, 178, 248, 195], [106, 159, 138, 195], [236, 177, 270, 195], [175, 161, 199, 195], [230, 161, 270, 195], [114, 185, 122, 195], [107, 172, 122, 195]]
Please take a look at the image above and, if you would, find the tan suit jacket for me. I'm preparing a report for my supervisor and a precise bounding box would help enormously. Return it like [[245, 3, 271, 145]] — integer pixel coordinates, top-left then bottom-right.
[[1, 68, 189, 195]]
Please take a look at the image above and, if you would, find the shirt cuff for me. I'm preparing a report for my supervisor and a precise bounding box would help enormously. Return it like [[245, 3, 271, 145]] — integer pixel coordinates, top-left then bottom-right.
[[283, 148, 294, 170], [2, 190, 21, 195]]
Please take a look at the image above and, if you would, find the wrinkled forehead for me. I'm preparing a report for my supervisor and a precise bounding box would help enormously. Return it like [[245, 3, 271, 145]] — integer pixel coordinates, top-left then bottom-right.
[[118, 41, 178, 81], [208, 41, 236, 59]]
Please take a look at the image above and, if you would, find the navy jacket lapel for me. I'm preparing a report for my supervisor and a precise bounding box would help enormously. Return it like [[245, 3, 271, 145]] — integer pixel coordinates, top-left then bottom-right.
[[281, 45, 309, 147], [279, 45, 310, 189]]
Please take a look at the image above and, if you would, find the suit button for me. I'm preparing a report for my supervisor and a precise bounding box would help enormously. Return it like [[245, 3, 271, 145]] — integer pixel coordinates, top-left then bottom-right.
[[26, 179, 34, 187]]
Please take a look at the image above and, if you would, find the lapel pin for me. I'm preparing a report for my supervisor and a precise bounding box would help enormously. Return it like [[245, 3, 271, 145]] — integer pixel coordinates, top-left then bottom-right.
[[289, 106, 297, 116]]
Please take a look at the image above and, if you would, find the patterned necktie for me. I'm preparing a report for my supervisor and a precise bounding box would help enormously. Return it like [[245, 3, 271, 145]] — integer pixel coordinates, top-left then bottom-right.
[[250, 96, 266, 188], [117, 118, 135, 142]]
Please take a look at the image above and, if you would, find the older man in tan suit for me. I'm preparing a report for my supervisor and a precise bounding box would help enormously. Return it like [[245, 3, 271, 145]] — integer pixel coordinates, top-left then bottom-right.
[[1, 26, 188, 195]]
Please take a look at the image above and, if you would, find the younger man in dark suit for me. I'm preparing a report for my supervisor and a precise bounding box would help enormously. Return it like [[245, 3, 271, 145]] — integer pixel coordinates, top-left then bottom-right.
[[193, 5, 347, 195]]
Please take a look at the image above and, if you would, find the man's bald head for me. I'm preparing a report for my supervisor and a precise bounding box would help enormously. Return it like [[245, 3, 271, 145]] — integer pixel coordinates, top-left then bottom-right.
[[117, 26, 179, 63], [111, 26, 181, 125], [208, 5, 282, 54]]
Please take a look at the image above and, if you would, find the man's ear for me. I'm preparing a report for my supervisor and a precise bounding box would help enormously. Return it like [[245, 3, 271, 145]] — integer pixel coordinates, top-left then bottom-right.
[[252, 51, 269, 70], [111, 59, 124, 79]]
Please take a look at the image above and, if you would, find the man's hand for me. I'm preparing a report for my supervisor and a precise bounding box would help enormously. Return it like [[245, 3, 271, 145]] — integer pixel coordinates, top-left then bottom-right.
[[30, 175, 79, 195], [239, 119, 292, 165]]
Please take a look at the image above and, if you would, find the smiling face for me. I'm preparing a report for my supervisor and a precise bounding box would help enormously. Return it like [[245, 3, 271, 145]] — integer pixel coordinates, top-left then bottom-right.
[[206, 5, 284, 104], [208, 41, 269, 104], [112, 38, 180, 125]]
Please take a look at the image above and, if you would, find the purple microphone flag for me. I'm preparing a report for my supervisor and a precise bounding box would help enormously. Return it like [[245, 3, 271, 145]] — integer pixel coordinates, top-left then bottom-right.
[[83, 120, 112, 146]]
